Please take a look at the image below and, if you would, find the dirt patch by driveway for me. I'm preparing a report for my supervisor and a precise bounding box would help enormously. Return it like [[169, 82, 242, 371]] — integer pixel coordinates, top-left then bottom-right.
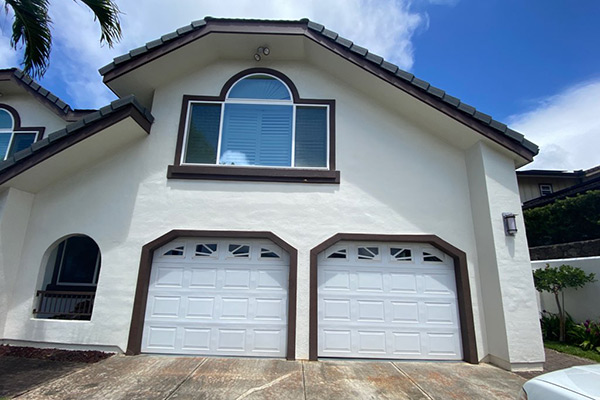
[[0, 345, 113, 364], [0, 346, 113, 398], [0, 356, 86, 398]]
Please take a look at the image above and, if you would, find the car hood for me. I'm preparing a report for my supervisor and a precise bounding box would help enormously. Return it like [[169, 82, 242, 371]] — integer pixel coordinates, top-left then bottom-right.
[[534, 365, 600, 398]]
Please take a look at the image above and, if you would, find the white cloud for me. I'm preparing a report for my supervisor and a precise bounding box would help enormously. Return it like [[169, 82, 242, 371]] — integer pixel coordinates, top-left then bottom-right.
[[0, 33, 20, 69], [0, 11, 21, 69], [30, 0, 431, 108], [510, 79, 600, 171]]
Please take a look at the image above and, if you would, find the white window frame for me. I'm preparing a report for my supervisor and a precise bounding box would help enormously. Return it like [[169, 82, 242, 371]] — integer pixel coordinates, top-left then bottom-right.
[[180, 74, 330, 170], [539, 183, 553, 196]]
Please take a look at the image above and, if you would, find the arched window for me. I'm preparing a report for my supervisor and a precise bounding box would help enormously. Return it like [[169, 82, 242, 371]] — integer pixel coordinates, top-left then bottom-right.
[[180, 71, 330, 169], [34, 235, 101, 320], [0, 105, 41, 160]]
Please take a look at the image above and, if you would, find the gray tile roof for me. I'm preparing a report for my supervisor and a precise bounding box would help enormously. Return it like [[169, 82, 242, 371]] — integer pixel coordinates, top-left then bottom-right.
[[99, 17, 538, 156], [0, 68, 94, 120], [0, 95, 154, 173]]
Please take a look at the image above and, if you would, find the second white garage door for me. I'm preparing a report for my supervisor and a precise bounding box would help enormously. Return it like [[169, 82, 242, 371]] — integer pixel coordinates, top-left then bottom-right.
[[318, 241, 463, 360], [142, 238, 289, 357]]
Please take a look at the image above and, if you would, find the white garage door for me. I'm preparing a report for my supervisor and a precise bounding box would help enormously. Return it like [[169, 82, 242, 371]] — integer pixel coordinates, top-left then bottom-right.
[[142, 238, 289, 357], [318, 242, 463, 360]]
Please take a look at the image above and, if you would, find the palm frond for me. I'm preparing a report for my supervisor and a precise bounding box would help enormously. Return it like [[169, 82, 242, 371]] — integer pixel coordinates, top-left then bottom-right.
[[5, 0, 52, 78], [76, 0, 122, 47]]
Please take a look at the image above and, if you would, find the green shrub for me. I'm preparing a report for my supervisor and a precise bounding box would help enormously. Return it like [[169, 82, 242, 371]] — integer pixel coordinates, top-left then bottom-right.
[[541, 312, 600, 353], [573, 320, 600, 353], [534, 264, 596, 342], [524, 190, 600, 247], [541, 311, 577, 343]]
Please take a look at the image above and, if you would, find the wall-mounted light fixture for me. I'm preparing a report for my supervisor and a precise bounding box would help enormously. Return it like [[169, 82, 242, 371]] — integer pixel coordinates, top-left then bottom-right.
[[502, 213, 518, 236], [253, 46, 270, 61]]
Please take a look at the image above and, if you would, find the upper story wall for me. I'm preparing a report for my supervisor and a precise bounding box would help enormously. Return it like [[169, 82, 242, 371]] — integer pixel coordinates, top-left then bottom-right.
[[1, 94, 69, 138]]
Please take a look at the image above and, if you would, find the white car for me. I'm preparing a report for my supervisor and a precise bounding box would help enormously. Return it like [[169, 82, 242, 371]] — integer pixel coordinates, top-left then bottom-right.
[[520, 364, 600, 399]]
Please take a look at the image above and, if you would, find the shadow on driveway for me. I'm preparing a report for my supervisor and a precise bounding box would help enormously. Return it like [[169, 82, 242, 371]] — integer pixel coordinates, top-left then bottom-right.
[[0, 356, 86, 398]]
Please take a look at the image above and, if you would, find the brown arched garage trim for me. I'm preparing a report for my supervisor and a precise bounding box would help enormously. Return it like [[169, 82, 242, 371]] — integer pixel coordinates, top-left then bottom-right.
[[309, 233, 478, 364], [127, 230, 298, 360]]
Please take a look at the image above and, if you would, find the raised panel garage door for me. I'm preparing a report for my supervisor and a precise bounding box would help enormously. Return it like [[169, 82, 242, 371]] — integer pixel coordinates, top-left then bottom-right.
[[318, 242, 463, 360], [142, 238, 289, 357]]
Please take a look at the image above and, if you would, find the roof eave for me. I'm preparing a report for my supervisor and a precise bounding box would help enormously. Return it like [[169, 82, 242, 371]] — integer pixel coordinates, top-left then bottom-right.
[[0, 96, 154, 190]]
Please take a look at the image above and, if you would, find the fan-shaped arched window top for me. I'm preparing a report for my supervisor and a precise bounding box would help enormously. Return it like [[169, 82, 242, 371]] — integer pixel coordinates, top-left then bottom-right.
[[0, 108, 13, 130], [0, 105, 42, 161], [227, 74, 291, 101]]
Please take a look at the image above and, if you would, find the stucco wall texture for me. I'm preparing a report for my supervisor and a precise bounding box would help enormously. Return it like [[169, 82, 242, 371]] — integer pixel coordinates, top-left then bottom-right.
[[0, 59, 544, 370]]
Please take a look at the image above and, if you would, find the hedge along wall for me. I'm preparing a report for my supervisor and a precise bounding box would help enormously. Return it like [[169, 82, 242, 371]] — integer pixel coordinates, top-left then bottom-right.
[[524, 190, 600, 247], [531, 257, 600, 322]]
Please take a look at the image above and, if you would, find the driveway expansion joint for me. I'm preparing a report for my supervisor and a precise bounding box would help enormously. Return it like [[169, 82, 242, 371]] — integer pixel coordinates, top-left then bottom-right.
[[301, 361, 307, 400], [391, 362, 435, 400], [163, 357, 207, 400]]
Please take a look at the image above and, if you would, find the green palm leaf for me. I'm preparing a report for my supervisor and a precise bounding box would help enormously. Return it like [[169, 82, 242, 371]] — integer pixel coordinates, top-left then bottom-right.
[[3, 0, 122, 78], [76, 0, 122, 47], [5, 0, 52, 78]]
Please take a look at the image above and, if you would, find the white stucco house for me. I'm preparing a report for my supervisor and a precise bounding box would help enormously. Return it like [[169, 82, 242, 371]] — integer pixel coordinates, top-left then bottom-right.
[[0, 18, 544, 371]]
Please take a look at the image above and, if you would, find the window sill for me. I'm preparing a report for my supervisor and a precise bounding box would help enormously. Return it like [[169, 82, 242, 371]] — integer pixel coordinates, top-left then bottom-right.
[[167, 165, 340, 184]]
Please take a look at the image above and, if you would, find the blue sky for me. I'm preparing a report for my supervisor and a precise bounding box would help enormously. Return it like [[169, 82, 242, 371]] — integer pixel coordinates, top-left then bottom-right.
[[411, 1, 600, 121], [1, 0, 598, 170]]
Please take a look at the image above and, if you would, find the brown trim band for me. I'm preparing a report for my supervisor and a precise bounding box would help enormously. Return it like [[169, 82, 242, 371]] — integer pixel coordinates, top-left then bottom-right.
[[0, 104, 150, 186], [167, 164, 340, 184], [308, 233, 478, 364], [127, 230, 298, 360], [171, 68, 337, 181]]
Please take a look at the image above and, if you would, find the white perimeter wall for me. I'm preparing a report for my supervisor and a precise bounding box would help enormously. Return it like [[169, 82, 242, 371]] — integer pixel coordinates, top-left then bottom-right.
[[1, 58, 543, 368], [532, 257, 600, 322]]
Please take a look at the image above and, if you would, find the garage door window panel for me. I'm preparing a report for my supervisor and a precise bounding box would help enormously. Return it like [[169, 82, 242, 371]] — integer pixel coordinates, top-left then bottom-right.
[[194, 243, 218, 258], [357, 246, 380, 261], [391, 247, 413, 262]]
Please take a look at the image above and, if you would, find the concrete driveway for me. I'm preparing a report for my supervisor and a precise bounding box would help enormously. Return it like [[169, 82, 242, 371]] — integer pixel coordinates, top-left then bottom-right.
[[5, 355, 526, 400]]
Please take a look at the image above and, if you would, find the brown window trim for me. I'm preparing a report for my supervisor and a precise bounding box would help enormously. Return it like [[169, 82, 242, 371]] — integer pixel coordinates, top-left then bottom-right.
[[308, 233, 478, 364], [127, 229, 298, 360], [167, 164, 340, 184], [0, 102, 45, 144], [169, 68, 339, 184]]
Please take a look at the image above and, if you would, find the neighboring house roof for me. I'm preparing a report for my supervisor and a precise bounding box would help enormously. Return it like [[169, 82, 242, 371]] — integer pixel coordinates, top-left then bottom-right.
[[99, 17, 539, 160], [0, 68, 92, 122], [0, 95, 154, 187], [516, 169, 585, 178], [522, 174, 600, 209]]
